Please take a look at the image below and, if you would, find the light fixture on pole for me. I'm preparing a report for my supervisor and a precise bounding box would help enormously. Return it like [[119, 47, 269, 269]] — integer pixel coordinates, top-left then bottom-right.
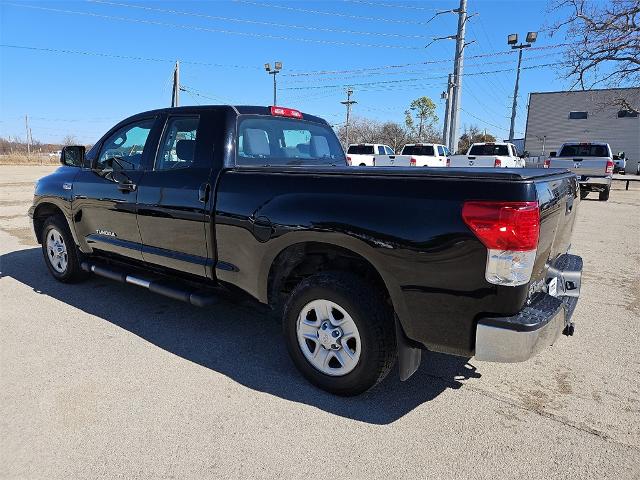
[[265, 62, 282, 106], [507, 31, 537, 142]]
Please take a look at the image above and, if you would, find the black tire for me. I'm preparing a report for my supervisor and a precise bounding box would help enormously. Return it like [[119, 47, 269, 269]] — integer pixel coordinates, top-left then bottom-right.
[[41, 215, 89, 283], [283, 271, 397, 396], [599, 188, 610, 201], [580, 189, 588, 200]]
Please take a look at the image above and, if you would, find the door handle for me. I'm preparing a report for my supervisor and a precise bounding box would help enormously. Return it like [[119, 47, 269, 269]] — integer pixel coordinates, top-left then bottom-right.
[[117, 181, 136, 193], [198, 183, 211, 203]]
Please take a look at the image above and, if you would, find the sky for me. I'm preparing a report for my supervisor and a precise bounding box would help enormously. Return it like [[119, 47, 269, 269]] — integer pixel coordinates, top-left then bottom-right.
[[0, 0, 581, 145]]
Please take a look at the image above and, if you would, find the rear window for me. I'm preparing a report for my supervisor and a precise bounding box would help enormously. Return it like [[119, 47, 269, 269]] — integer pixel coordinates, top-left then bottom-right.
[[469, 144, 509, 156], [237, 116, 345, 166], [347, 145, 374, 155], [559, 144, 609, 157], [401, 145, 435, 156]]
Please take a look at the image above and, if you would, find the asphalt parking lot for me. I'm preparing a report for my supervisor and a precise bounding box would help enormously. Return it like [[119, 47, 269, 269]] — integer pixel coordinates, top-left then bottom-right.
[[1, 165, 639, 479]]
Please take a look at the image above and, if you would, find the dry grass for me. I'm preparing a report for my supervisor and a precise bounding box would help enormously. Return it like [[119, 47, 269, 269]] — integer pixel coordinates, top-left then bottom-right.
[[0, 154, 59, 165]]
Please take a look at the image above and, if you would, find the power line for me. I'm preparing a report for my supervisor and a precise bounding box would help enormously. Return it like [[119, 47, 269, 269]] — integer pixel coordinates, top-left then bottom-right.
[[340, 0, 437, 10], [0, 43, 262, 70], [282, 51, 564, 83], [6, 3, 425, 50], [459, 108, 524, 136], [232, 0, 438, 26], [89, 0, 434, 39], [282, 62, 568, 91]]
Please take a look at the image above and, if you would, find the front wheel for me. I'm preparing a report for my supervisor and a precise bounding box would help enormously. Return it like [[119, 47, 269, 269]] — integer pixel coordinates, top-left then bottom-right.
[[283, 272, 396, 396], [41, 215, 89, 283]]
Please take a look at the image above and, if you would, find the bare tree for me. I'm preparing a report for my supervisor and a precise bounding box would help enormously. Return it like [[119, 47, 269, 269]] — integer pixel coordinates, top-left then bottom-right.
[[62, 134, 79, 146], [551, 0, 640, 109], [457, 125, 496, 154]]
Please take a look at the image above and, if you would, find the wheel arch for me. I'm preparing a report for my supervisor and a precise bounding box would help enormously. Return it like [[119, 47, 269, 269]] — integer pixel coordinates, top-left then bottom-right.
[[266, 240, 397, 316], [32, 201, 76, 245]]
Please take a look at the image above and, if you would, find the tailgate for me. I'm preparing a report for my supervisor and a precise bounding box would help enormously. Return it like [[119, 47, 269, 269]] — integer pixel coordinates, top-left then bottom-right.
[[449, 155, 496, 167], [374, 155, 412, 166], [549, 158, 608, 176], [530, 173, 580, 284]]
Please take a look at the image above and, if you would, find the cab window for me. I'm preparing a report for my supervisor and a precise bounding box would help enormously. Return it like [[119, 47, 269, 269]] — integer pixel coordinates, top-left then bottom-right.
[[156, 116, 200, 170], [97, 119, 154, 171]]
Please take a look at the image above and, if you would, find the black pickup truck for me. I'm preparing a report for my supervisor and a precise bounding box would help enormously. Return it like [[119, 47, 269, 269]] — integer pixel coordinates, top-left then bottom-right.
[[29, 105, 583, 396]]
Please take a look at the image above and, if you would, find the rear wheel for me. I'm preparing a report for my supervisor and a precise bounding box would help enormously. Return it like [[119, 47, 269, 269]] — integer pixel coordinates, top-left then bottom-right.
[[283, 271, 396, 396], [580, 189, 588, 200], [599, 188, 610, 201], [41, 215, 88, 283]]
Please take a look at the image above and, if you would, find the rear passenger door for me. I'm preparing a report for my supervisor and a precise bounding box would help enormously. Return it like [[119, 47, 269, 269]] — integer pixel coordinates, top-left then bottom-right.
[[135, 113, 214, 277]]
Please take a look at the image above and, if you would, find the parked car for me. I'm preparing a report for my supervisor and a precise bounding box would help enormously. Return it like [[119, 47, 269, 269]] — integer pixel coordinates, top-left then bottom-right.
[[374, 143, 450, 167], [346, 143, 393, 166], [449, 142, 524, 168], [612, 152, 626, 174], [544, 142, 614, 201], [29, 105, 583, 396]]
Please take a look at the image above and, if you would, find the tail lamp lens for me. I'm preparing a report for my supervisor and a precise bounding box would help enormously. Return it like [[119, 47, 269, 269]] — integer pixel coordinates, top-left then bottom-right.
[[543, 159, 550, 168], [494, 158, 502, 167], [605, 160, 614, 174], [410, 157, 417, 166], [462, 201, 540, 286], [346, 156, 352, 166]]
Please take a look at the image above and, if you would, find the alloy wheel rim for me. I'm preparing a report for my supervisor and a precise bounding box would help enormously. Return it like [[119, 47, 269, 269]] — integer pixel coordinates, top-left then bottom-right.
[[46, 228, 68, 274], [296, 299, 361, 376]]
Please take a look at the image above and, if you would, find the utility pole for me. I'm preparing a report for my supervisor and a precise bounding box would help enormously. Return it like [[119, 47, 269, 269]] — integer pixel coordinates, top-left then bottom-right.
[[507, 32, 537, 142], [171, 60, 180, 107], [340, 88, 357, 149], [448, 0, 467, 154], [25, 114, 31, 157], [441, 74, 454, 146]]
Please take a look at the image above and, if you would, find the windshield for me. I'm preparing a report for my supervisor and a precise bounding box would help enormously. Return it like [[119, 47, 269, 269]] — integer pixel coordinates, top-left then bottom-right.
[[347, 145, 374, 155], [237, 116, 346, 166], [402, 145, 434, 156], [559, 144, 609, 157], [469, 144, 509, 156]]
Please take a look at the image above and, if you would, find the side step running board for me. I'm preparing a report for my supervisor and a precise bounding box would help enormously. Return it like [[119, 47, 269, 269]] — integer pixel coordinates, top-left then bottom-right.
[[80, 261, 219, 307]]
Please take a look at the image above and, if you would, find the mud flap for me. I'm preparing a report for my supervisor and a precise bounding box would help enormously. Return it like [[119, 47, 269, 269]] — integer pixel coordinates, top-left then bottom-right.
[[396, 318, 421, 381]]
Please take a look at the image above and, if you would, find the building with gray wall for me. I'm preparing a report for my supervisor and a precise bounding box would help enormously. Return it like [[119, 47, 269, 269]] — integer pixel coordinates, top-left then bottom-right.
[[524, 88, 640, 173]]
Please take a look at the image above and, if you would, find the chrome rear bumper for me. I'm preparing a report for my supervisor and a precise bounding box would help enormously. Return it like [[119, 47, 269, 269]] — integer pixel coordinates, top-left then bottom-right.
[[475, 254, 582, 363]]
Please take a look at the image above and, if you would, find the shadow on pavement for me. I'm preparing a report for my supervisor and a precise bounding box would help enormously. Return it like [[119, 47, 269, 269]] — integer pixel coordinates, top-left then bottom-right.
[[1, 247, 481, 424]]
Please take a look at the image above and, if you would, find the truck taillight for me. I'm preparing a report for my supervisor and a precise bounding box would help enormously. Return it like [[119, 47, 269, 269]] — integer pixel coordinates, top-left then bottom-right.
[[446, 157, 450, 167], [494, 157, 502, 167], [605, 159, 614, 174], [346, 156, 352, 166], [410, 157, 417, 166], [270, 106, 303, 119], [543, 159, 550, 168], [462, 201, 540, 286]]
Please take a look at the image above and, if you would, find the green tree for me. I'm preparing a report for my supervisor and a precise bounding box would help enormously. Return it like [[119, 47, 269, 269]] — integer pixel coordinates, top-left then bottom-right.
[[404, 96, 439, 142]]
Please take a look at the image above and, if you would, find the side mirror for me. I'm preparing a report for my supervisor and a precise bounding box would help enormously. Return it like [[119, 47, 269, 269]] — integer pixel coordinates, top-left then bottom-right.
[[61, 145, 85, 167], [618, 151, 625, 159], [549, 151, 556, 157]]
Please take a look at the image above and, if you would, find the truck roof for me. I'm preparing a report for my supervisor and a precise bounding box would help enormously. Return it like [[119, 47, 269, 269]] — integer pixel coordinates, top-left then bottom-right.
[[120, 105, 329, 126]]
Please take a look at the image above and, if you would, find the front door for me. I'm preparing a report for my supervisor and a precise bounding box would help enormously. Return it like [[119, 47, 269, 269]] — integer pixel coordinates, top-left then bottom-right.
[[135, 114, 213, 277], [72, 117, 158, 260]]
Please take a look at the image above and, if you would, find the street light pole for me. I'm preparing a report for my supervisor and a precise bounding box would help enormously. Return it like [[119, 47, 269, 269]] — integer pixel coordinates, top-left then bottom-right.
[[264, 62, 282, 106], [507, 32, 537, 142]]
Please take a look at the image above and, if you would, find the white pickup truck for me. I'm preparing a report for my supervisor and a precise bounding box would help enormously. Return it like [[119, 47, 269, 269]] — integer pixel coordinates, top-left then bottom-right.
[[449, 142, 524, 168], [373, 143, 450, 167], [346, 143, 394, 166], [545, 142, 614, 201]]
